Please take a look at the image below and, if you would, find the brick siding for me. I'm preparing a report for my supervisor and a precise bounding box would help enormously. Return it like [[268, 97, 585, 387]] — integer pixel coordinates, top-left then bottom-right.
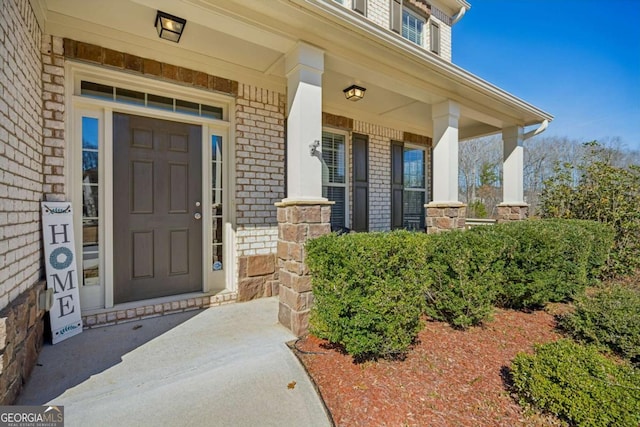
[[235, 84, 286, 256], [41, 36, 65, 200], [0, 0, 46, 404], [352, 120, 432, 231], [0, 0, 44, 311]]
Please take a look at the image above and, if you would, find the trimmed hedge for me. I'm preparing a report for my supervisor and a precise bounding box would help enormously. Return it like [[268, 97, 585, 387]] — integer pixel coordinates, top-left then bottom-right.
[[424, 227, 513, 328], [511, 339, 640, 427], [305, 219, 614, 358], [306, 231, 430, 359], [474, 219, 614, 309], [560, 284, 640, 366]]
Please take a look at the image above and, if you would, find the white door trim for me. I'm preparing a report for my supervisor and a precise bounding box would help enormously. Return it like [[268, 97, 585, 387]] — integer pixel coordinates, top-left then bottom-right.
[[67, 62, 236, 310]]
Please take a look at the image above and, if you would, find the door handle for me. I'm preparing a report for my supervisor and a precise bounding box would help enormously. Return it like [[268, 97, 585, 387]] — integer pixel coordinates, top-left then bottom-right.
[[194, 213, 202, 220]]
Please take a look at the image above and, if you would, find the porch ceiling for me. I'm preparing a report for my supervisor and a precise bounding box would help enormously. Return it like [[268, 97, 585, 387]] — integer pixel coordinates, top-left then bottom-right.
[[41, 0, 546, 139]]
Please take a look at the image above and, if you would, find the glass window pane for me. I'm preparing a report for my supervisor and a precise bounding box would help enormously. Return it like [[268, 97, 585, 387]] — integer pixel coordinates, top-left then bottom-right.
[[82, 117, 99, 149], [202, 104, 223, 120], [176, 99, 200, 116], [403, 191, 425, 231], [82, 151, 99, 184], [211, 135, 222, 160], [323, 186, 346, 228], [82, 219, 99, 286], [322, 132, 346, 184], [82, 184, 99, 218], [402, 9, 423, 45], [81, 81, 113, 100], [148, 94, 173, 111], [403, 148, 425, 189], [115, 87, 145, 105]]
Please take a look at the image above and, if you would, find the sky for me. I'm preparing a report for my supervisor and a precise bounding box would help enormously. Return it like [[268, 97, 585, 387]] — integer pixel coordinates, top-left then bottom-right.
[[454, 0, 640, 152]]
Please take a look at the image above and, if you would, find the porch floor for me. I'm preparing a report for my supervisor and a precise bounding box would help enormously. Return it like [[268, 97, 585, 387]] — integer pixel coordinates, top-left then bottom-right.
[[17, 297, 331, 427]]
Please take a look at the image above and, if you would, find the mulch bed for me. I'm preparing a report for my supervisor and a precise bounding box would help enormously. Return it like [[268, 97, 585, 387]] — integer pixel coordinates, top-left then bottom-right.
[[294, 308, 565, 427]]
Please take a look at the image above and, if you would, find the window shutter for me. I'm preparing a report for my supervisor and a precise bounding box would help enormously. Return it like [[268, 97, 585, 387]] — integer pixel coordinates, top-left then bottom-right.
[[430, 22, 440, 54], [353, 0, 366, 15], [391, 141, 404, 229], [352, 134, 369, 232], [390, 0, 402, 33]]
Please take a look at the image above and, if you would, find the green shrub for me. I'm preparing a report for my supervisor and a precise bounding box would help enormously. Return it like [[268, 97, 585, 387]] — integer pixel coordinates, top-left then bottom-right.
[[424, 227, 513, 328], [511, 339, 640, 427], [306, 231, 430, 359], [560, 284, 640, 365], [479, 220, 595, 308], [563, 219, 616, 281]]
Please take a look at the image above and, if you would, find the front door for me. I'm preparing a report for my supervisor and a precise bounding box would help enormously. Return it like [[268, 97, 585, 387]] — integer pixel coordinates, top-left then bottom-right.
[[113, 113, 202, 304]]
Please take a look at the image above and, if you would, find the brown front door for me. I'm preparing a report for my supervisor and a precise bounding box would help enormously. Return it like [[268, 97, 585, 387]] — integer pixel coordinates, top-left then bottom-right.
[[113, 113, 202, 304]]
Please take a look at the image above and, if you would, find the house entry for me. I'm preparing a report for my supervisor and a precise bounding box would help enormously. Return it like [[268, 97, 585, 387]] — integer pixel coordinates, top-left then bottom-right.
[[112, 113, 203, 303]]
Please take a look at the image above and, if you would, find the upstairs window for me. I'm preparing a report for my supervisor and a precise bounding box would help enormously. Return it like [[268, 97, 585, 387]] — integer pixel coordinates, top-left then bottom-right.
[[402, 7, 424, 46]]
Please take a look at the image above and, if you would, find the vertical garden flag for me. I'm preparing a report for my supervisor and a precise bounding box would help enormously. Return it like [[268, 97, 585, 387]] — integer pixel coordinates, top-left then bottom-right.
[[42, 202, 83, 344]]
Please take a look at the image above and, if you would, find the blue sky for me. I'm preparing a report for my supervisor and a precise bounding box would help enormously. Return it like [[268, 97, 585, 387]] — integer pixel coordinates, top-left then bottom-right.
[[454, 0, 640, 151]]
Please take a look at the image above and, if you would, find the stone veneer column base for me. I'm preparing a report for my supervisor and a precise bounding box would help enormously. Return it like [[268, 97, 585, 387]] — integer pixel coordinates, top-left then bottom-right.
[[237, 254, 279, 301], [425, 202, 467, 234], [0, 281, 46, 404], [497, 203, 529, 223], [276, 200, 332, 336]]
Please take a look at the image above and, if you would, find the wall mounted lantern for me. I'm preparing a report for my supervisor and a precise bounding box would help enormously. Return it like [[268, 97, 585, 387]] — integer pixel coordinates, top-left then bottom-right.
[[343, 84, 366, 101], [155, 11, 187, 43]]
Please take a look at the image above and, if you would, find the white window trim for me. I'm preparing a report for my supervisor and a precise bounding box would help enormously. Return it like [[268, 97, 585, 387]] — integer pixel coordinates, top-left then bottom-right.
[[66, 62, 236, 312], [321, 128, 350, 228]]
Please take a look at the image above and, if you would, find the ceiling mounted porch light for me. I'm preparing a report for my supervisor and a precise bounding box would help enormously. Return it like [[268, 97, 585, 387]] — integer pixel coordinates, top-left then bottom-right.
[[155, 11, 187, 43], [343, 85, 366, 101]]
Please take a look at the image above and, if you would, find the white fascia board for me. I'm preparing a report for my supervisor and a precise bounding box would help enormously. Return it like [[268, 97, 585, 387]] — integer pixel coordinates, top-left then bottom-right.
[[296, 0, 552, 125]]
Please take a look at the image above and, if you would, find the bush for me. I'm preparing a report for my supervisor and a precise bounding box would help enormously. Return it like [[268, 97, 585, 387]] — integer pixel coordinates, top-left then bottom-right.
[[565, 219, 616, 281], [511, 339, 640, 427], [424, 227, 513, 328], [540, 143, 640, 277], [306, 231, 430, 359], [478, 220, 602, 309], [560, 284, 640, 366]]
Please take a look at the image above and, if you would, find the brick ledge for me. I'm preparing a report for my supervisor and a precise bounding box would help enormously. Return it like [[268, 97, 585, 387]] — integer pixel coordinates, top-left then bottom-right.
[[82, 292, 237, 329]]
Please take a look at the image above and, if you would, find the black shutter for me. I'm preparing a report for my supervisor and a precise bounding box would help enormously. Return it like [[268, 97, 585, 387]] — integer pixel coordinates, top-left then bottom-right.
[[391, 141, 404, 229], [353, 0, 367, 15], [390, 0, 402, 33], [352, 133, 369, 232]]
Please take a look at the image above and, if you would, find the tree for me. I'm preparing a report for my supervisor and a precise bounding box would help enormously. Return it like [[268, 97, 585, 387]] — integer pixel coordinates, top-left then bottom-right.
[[540, 142, 640, 276]]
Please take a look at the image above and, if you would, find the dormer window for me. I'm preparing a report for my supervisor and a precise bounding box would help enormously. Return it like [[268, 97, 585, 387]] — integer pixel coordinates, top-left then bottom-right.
[[402, 7, 424, 46]]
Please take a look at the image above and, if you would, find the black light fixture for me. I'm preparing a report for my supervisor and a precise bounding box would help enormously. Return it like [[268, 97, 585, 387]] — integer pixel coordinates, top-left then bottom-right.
[[343, 84, 366, 101], [155, 11, 187, 43]]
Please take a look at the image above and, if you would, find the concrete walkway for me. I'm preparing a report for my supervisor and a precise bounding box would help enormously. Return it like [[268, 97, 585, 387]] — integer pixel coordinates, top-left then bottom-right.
[[17, 297, 331, 427]]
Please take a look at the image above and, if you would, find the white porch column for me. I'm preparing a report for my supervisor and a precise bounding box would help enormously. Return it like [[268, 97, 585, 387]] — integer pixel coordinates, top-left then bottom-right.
[[277, 42, 332, 336], [284, 42, 325, 202], [497, 126, 528, 222], [502, 126, 525, 204], [426, 100, 465, 233], [431, 100, 460, 203]]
